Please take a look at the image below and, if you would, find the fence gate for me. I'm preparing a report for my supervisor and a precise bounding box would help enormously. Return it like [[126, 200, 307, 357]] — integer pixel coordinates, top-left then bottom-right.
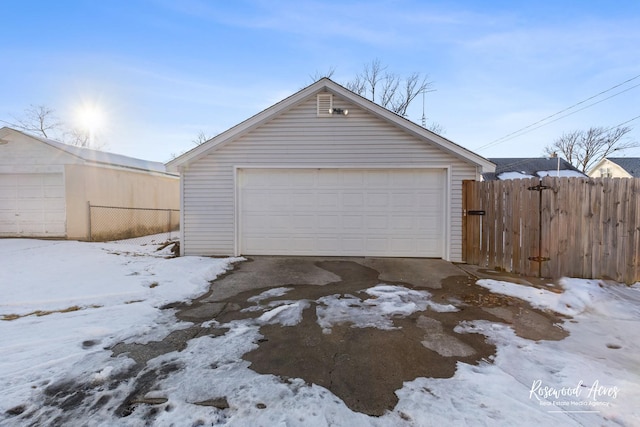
[[462, 177, 640, 284]]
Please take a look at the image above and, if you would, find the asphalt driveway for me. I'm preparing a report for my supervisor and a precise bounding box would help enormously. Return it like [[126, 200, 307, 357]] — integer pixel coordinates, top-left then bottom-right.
[[155, 256, 568, 416]]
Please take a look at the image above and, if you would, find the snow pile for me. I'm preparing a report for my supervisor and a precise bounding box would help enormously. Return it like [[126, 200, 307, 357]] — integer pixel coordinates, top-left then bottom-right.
[[257, 301, 310, 326], [477, 278, 640, 317], [0, 239, 240, 316], [316, 284, 457, 333], [0, 238, 241, 411]]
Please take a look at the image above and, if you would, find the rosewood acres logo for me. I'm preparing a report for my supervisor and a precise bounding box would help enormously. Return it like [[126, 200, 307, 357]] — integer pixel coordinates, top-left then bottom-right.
[[529, 379, 620, 412]]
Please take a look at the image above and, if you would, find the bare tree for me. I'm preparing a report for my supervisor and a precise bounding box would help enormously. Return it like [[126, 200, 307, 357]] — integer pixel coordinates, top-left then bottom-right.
[[544, 126, 637, 172], [7, 104, 105, 148], [308, 67, 335, 83], [12, 104, 62, 138], [427, 122, 446, 135], [63, 128, 91, 148], [192, 131, 210, 146], [346, 59, 433, 117], [310, 59, 434, 118]]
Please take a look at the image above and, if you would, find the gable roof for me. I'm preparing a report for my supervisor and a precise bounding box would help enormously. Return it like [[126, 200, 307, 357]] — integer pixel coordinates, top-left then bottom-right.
[[166, 78, 495, 172], [483, 157, 586, 181], [0, 127, 173, 175], [606, 157, 640, 177]]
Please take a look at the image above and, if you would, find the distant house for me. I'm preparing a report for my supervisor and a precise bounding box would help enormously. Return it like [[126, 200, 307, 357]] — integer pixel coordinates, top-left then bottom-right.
[[0, 127, 179, 240], [167, 78, 495, 261], [482, 157, 586, 181], [587, 157, 640, 178]]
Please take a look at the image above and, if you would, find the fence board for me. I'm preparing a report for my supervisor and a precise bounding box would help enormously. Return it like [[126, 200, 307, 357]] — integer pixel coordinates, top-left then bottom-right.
[[525, 177, 540, 277], [462, 177, 640, 284], [540, 176, 554, 278], [510, 179, 521, 273], [590, 179, 603, 280], [569, 178, 583, 278], [625, 179, 640, 283]]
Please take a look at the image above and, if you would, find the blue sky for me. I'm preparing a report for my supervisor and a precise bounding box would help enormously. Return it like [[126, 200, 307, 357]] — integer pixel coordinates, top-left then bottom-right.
[[1, 0, 639, 162]]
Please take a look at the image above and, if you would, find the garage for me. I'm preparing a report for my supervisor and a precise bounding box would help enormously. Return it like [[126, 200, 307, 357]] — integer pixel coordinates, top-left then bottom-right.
[[167, 79, 495, 260], [1, 127, 179, 240], [0, 173, 66, 237], [238, 168, 446, 257]]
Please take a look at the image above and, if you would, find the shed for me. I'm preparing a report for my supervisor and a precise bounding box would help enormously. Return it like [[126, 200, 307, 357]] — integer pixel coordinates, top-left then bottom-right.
[[167, 78, 494, 261], [0, 127, 179, 240]]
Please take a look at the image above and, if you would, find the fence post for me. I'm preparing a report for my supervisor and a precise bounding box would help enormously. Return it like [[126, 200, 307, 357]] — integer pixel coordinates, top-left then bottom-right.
[[87, 201, 92, 242]]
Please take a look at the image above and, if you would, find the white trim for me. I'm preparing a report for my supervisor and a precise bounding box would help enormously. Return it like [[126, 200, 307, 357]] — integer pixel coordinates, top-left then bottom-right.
[[233, 167, 240, 256], [234, 165, 450, 259], [443, 166, 451, 260], [233, 163, 452, 170], [179, 175, 185, 256]]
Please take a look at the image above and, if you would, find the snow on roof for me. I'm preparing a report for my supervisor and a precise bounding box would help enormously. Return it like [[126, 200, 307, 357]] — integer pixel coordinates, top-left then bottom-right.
[[607, 157, 640, 177], [483, 157, 586, 181], [536, 169, 586, 178], [6, 128, 171, 174]]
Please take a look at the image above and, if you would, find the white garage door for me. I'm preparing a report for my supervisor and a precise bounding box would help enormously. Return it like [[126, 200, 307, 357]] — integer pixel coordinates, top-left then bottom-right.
[[0, 173, 66, 237], [239, 168, 445, 257]]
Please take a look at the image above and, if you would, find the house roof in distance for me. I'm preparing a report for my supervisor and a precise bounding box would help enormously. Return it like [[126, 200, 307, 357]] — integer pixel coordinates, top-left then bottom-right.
[[483, 157, 586, 181], [606, 157, 640, 177]]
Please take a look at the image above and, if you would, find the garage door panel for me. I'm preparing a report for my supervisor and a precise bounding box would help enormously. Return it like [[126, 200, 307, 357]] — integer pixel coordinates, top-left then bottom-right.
[[366, 171, 390, 187], [367, 193, 389, 207], [291, 191, 315, 208], [292, 214, 314, 229], [317, 237, 339, 250], [45, 186, 65, 198], [317, 215, 339, 230], [317, 192, 339, 209], [343, 215, 364, 230], [342, 172, 365, 187], [367, 216, 388, 229], [19, 187, 45, 198], [292, 173, 316, 187], [390, 238, 414, 252], [239, 169, 444, 257], [342, 193, 364, 207]]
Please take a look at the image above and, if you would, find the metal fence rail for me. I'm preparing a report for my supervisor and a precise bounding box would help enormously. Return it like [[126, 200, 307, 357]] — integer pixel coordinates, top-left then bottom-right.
[[88, 204, 179, 245]]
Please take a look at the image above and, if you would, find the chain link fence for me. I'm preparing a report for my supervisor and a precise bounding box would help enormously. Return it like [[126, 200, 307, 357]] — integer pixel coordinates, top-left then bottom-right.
[[88, 204, 180, 245]]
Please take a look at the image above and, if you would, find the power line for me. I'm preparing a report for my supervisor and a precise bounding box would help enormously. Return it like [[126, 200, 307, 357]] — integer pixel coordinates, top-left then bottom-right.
[[478, 83, 640, 149], [476, 73, 640, 151], [608, 114, 640, 130], [488, 114, 640, 173]]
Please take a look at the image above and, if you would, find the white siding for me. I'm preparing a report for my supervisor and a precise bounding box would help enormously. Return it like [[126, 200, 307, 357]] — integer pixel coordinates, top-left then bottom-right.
[[182, 93, 477, 261]]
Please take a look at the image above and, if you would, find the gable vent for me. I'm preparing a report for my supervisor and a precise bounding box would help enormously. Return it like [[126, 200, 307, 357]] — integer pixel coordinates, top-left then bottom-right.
[[317, 93, 333, 117]]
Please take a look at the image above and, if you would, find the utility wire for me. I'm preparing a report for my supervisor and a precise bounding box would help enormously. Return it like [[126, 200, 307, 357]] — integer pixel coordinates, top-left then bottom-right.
[[487, 114, 640, 173], [476, 73, 640, 151], [477, 83, 640, 149]]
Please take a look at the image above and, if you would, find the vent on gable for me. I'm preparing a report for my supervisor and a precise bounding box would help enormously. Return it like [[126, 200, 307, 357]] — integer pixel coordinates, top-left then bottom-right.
[[317, 93, 332, 117], [600, 167, 612, 178]]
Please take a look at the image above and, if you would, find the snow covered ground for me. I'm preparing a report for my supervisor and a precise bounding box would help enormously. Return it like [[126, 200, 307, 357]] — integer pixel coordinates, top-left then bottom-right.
[[1, 239, 639, 426]]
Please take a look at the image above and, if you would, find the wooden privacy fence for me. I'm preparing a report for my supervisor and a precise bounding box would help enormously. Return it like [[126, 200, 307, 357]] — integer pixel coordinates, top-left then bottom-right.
[[463, 177, 640, 284]]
